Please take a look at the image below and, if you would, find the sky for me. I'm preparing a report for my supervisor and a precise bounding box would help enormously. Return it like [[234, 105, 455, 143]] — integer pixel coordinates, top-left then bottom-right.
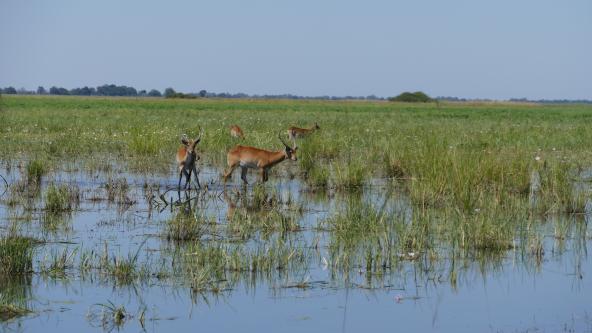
[[1, 0, 591, 100]]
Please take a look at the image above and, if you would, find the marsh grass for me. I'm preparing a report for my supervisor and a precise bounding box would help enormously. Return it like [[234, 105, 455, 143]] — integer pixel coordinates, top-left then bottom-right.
[[0, 236, 35, 275], [333, 160, 366, 190], [3, 180, 37, 208], [100, 241, 149, 285], [0, 236, 35, 321], [176, 237, 310, 292], [165, 211, 206, 242], [305, 164, 330, 189], [44, 184, 77, 213], [25, 160, 46, 184], [225, 188, 302, 239], [87, 301, 129, 330], [383, 154, 407, 179], [104, 177, 132, 205], [40, 248, 77, 279]]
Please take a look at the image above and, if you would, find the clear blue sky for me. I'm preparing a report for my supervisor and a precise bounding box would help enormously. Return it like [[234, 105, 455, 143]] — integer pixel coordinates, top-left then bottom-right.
[[1, 0, 590, 99]]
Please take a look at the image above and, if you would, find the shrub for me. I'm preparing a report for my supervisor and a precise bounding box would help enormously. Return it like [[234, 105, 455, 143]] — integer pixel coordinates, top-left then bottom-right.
[[388, 91, 432, 103]]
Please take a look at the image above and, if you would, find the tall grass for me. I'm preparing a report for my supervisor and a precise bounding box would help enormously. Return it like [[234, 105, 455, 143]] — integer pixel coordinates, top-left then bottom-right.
[[0, 235, 35, 321], [25, 159, 46, 184], [44, 184, 75, 213], [0, 236, 35, 275]]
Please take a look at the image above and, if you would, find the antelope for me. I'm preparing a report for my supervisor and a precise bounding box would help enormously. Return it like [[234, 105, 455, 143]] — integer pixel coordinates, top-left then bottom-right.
[[176, 128, 203, 190], [287, 122, 320, 140], [223, 132, 298, 184], [229, 125, 245, 139]]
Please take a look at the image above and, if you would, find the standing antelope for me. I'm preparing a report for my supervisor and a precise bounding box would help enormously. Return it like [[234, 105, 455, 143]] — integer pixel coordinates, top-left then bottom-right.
[[287, 122, 320, 140], [223, 132, 298, 185], [229, 125, 245, 139], [176, 128, 203, 190]]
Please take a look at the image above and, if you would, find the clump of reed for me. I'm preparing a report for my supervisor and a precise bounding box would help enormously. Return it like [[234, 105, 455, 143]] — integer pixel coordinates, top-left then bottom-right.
[[25, 159, 46, 185], [40, 248, 77, 279], [324, 198, 387, 242], [175, 238, 310, 292], [332, 160, 366, 190], [99, 242, 148, 285], [383, 154, 407, 179], [0, 236, 36, 275], [44, 184, 77, 213], [305, 164, 330, 189], [104, 177, 134, 206], [0, 235, 36, 321], [165, 212, 205, 242], [227, 208, 300, 240], [128, 128, 162, 156]]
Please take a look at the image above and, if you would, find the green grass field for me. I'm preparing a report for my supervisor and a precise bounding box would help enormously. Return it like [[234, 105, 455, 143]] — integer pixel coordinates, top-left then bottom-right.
[[2, 95, 592, 229]]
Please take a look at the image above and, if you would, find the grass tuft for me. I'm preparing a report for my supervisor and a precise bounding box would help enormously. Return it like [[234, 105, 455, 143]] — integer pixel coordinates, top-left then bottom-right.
[[0, 236, 35, 275]]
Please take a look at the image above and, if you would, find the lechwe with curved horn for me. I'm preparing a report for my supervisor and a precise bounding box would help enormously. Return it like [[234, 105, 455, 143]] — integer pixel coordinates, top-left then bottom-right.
[[176, 127, 203, 190], [223, 132, 298, 184]]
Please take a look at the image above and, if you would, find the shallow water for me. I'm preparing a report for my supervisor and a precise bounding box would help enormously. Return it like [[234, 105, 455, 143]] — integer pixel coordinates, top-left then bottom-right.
[[1, 164, 591, 332]]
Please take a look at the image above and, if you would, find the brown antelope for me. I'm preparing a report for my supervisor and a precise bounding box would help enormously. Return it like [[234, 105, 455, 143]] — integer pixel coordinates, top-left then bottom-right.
[[287, 122, 320, 140], [229, 125, 245, 139], [223, 132, 298, 184], [176, 128, 203, 190]]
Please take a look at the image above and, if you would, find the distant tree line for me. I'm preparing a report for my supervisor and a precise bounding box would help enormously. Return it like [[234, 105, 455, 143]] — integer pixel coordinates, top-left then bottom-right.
[[0, 85, 386, 100], [163, 87, 386, 101], [508, 97, 592, 104], [0, 84, 163, 97], [2, 85, 590, 103]]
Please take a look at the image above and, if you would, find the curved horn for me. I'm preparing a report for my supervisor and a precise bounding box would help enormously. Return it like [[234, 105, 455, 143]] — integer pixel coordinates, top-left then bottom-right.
[[194, 126, 204, 144], [278, 130, 290, 148]]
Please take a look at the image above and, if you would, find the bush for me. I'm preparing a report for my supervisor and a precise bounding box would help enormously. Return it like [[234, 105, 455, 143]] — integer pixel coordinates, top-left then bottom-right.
[[388, 91, 432, 103]]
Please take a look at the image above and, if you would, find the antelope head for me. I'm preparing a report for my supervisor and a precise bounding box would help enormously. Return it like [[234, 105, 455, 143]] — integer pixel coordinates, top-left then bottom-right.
[[181, 127, 204, 161]]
